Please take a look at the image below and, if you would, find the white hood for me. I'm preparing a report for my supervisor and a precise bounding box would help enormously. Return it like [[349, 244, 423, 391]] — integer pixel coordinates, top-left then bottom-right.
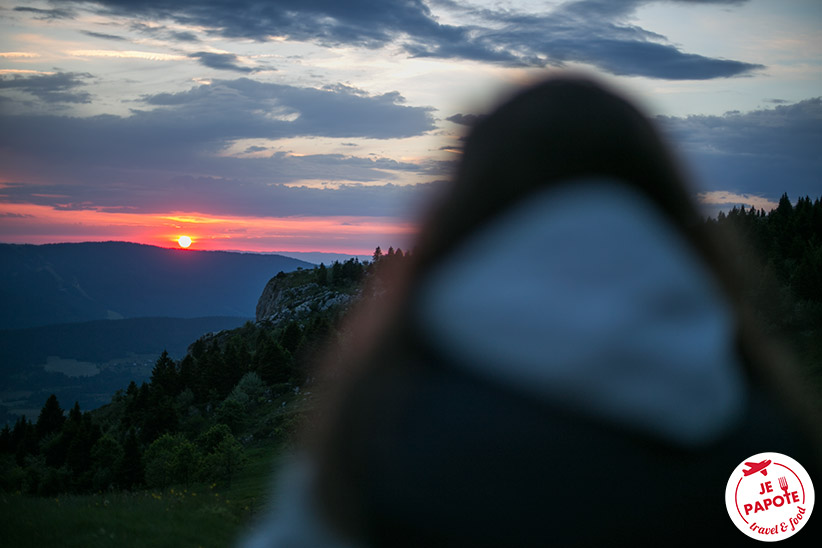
[[416, 179, 747, 447]]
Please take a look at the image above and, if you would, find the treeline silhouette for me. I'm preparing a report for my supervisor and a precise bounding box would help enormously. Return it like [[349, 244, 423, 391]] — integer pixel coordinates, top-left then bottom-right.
[[708, 193, 822, 375]]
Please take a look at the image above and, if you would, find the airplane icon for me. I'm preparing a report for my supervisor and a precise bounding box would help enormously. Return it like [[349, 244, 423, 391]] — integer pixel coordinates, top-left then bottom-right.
[[743, 459, 772, 476]]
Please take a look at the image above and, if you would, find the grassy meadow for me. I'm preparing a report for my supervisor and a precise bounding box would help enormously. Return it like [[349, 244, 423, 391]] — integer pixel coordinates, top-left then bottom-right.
[[0, 442, 284, 548]]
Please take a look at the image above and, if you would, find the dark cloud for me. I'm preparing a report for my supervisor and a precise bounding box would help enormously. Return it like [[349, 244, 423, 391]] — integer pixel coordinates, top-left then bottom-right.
[[130, 21, 200, 42], [136, 78, 435, 141], [670, 0, 748, 4], [81, 30, 127, 41], [426, 0, 760, 78], [446, 113, 484, 127], [59, 0, 761, 80], [189, 51, 255, 73], [657, 98, 822, 198], [419, 0, 762, 79], [0, 72, 93, 104], [561, 38, 761, 80], [67, 0, 445, 44], [0, 76, 433, 165], [13, 6, 75, 20], [170, 30, 199, 42]]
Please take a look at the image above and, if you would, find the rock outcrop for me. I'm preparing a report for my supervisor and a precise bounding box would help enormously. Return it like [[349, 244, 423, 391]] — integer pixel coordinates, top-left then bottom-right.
[[255, 271, 357, 325]]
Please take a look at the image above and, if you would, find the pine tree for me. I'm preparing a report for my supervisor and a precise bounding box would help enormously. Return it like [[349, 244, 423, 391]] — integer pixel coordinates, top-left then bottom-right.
[[178, 355, 196, 395], [253, 335, 293, 385], [11, 415, 36, 466], [340, 258, 364, 284], [65, 412, 101, 491], [331, 261, 343, 286], [775, 192, 793, 217], [315, 263, 329, 286], [68, 401, 82, 423], [280, 321, 304, 355], [223, 338, 251, 389], [150, 350, 180, 397], [35, 395, 65, 440], [141, 392, 178, 444]]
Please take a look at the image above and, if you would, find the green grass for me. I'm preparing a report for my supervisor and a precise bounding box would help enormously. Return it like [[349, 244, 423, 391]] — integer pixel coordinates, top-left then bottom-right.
[[0, 442, 285, 548]]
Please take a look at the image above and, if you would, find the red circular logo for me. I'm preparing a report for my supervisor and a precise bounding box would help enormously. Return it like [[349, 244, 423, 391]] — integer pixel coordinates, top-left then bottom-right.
[[725, 452, 815, 541]]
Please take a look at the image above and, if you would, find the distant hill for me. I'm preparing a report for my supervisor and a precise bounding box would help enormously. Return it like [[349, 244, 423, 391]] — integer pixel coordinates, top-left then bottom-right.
[[0, 242, 314, 329]]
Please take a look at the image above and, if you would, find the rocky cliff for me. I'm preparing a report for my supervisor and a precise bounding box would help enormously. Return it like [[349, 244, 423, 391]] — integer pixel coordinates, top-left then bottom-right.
[[255, 269, 358, 325]]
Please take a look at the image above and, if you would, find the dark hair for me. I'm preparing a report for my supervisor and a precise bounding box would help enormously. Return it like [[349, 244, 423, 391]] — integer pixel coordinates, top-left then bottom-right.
[[308, 74, 821, 544], [411, 76, 701, 273]]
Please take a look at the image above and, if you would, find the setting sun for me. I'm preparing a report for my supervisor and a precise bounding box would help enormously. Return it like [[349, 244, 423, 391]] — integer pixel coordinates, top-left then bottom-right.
[[177, 235, 192, 248]]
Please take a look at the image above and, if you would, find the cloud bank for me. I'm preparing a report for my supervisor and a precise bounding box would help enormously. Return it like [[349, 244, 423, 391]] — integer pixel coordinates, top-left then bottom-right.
[[2, 69, 816, 221], [0, 76, 439, 218], [658, 98, 822, 198], [2, 77, 435, 167], [54, 0, 762, 80], [0, 72, 94, 103], [189, 52, 256, 73]]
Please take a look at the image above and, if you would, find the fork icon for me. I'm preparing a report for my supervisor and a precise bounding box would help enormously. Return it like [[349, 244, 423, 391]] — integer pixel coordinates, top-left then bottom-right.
[[778, 476, 789, 496]]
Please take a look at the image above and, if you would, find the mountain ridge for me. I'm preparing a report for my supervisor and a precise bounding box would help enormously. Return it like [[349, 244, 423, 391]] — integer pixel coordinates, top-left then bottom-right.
[[0, 241, 314, 329]]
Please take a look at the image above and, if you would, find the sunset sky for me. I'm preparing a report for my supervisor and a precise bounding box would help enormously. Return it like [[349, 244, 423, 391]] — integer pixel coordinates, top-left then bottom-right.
[[1, 0, 820, 255]]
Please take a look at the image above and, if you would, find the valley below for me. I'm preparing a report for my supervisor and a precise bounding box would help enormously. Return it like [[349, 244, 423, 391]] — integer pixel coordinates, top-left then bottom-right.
[[0, 316, 251, 422]]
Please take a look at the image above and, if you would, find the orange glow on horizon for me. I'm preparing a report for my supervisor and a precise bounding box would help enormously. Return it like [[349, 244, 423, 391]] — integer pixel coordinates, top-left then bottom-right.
[[0, 203, 417, 255]]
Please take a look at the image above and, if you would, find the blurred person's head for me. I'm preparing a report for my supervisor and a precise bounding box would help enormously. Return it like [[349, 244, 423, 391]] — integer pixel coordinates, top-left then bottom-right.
[[301, 73, 820, 547]]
